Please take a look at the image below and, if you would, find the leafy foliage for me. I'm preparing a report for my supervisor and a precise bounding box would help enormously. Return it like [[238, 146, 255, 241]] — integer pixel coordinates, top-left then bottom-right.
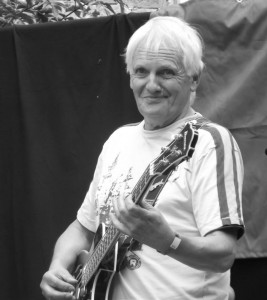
[[0, 0, 131, 27]]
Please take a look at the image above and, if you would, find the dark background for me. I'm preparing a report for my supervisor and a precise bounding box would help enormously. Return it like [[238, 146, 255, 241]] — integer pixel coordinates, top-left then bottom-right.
[[1, 1, 267, 299]]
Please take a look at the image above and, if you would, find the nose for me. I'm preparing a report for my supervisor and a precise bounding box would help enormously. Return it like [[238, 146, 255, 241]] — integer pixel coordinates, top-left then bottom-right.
[[146, 74, 162, 93]]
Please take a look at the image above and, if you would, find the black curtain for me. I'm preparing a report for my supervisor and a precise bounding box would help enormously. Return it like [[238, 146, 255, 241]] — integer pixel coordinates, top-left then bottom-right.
[[0, 13, 148, 300]]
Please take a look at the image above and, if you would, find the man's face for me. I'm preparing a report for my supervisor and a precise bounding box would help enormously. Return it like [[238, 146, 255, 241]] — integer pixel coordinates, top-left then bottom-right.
[[130, 48, 196, 130]]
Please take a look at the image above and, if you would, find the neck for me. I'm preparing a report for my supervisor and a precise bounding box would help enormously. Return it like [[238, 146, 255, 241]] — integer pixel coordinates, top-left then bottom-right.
[[144, 108, 195, 131]]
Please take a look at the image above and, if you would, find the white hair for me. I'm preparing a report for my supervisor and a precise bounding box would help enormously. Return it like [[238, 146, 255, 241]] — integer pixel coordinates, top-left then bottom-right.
[[125, 16, 204, 78]]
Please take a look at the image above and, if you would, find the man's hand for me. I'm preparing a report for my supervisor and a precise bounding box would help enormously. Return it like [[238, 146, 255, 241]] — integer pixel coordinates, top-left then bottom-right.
[[40, 267, 77, 300], [110, 191, 174, 253], [40, 220, 94, 299]]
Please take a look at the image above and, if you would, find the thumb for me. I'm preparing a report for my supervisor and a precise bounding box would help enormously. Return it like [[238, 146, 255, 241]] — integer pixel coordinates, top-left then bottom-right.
[[60, 270, 78, 284], [139, 199, 154, 210]]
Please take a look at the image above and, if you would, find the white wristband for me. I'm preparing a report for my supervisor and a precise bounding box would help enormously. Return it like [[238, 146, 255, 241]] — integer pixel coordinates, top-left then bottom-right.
[[169, 233, 182, 250], [157, 233, 181, 255]]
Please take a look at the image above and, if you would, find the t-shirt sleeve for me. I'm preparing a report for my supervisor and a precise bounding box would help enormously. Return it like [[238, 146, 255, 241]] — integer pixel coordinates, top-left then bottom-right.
[[190, 124, 244, 238], [76, 127, 124, 232], [77, 151, 104, 233]]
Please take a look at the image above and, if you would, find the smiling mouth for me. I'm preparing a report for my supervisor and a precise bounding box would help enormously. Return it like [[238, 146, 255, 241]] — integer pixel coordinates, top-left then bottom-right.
[[144, 96, 161, 98], [142, 96, 166, 102], [143, 94, 166, 98]]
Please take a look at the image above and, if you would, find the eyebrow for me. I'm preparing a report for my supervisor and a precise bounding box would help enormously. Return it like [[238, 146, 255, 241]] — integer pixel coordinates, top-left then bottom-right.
[[133, 61, 178, 69]]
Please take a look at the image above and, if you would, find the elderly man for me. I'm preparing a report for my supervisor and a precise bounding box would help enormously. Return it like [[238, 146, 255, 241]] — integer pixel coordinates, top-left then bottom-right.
[[41, 16, 244, 300]]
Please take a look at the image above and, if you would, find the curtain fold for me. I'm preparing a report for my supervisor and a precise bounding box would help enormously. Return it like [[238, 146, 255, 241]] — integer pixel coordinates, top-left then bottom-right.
[[183, 0, 267, 258]]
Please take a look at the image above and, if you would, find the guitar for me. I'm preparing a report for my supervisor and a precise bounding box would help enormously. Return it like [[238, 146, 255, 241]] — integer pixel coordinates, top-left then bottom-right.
[[72, 121, 199, 300]]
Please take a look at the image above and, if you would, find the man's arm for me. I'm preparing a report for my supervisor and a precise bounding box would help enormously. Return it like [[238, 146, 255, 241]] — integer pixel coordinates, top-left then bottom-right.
[[110, 196, 238, 273], [40, 219, 95, 300], [167, 229, 238, 273]]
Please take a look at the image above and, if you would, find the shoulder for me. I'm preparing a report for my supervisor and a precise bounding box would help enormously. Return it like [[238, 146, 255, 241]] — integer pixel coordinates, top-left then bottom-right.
[[190, 120, 243, 165], [110, 121, 141, 137], [103, 121, 142, 148], [197, 121, 237, 150]]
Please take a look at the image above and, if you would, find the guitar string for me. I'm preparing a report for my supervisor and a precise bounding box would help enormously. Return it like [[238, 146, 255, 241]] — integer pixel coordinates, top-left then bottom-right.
[[82, 226, 120, 285], [77, 230, 118, 287]]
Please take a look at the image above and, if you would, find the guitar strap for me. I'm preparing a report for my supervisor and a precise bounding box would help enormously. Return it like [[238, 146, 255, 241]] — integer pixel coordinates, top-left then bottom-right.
[[142, 115, 210, 207], [118, 116, 211, 269], [192, 115, 211, 129]]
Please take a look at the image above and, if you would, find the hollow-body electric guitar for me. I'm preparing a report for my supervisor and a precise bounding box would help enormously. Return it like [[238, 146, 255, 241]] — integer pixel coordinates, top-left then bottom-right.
[[72, 121, 199, 300]]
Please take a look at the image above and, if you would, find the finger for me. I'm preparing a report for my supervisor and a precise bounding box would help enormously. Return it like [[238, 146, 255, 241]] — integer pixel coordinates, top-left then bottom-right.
[[139, 199, 154, 210], [118, 180, 132, 209], [109, 212, 131, 236], [116, 195, 140, 223], [124, 196, 134, 212], [111, 193, 120, 215], [60, 272, 77, 285], [123, 195, 149, 216], [47, 273, 76, 293], [42, 284, 75, 300], [112, 189, 129, 218]]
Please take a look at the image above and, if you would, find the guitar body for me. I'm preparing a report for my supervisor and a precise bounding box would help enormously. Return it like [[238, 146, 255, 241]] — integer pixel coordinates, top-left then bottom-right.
[[72, 224, 129, 300], [73, 258, 115, 300], [71, 122, 199, 300]]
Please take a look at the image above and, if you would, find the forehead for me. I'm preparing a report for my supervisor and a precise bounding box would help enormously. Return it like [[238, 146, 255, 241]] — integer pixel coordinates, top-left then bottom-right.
[[133, 48, 182, 68]]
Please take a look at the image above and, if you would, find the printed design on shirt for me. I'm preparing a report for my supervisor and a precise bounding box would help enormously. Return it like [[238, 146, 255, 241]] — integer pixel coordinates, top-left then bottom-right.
[[125, 251, 141, 270], [167, 162, 190, 183], [103, 153, 120, 180], [95, 153, 134, 226]]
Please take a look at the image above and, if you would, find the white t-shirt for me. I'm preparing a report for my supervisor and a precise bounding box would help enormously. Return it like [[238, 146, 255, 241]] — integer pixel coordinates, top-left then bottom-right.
[[77, 113, 244, 300]]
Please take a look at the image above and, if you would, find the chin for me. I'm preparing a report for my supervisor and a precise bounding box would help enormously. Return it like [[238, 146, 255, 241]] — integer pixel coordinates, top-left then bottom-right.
[[139, 104, 165, 115]]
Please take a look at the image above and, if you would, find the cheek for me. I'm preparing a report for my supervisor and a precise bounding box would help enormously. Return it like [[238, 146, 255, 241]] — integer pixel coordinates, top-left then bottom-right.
[[131, 78, 143, 95], [169, 80, 190, 98], [164, 83, 180, 100]]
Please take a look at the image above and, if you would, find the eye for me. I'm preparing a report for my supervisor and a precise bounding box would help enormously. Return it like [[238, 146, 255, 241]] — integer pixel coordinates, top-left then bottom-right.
[[133, 67, 148, 77], [158, 68, 176, 79]]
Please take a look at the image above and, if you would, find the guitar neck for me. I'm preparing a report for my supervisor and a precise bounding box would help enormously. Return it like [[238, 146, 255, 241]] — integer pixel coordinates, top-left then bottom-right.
[[82, 225, 121, 285], [132, 162, 160, 206], [82, 165, 156, 285]]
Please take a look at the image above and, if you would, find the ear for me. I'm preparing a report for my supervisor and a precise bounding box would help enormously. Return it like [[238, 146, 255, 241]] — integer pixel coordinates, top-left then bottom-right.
[[190, 74, 200, 92], [130, 76, 134, 90]]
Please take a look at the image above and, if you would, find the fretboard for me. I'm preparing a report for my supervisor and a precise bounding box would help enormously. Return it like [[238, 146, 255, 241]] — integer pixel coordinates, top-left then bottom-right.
[[82, 225, 120, 285], [82, 162, 156, 285]]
